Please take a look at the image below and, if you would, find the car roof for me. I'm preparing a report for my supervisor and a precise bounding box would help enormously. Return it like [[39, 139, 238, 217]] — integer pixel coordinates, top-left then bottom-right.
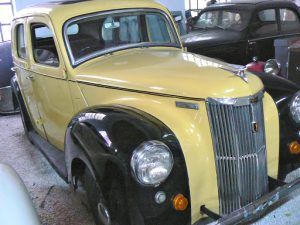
[[14, 0, 167, 22], [205, 0, 298, 11]]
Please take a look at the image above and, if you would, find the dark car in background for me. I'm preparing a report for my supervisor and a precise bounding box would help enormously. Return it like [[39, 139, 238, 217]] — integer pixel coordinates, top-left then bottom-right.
[[0, 41, 18, 114], [182, 0, 300, 65], [251, 70, 300, 179]]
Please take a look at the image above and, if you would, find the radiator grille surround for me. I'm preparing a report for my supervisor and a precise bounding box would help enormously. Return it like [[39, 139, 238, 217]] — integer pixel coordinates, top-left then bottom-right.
[[206, 91, 268, 215]]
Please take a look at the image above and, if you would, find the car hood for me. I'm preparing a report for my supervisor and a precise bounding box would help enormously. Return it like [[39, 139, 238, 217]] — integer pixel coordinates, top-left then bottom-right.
[[75, 48, 263, 99], [181, 29, 244, 49]]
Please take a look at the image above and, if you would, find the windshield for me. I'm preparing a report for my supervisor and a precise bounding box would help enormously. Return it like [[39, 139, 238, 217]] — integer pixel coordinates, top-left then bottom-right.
[[65, 10, 180, 65], [194, 10, 250, 31]]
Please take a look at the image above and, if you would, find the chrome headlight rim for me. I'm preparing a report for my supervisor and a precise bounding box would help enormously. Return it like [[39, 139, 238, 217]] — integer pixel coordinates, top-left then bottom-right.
[[264, 59, 281, 76], [130, 140, 174, 187], [289, 90, 300, 124]]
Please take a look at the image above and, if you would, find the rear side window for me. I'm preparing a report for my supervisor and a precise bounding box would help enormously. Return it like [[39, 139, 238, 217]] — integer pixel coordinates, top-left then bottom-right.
[[258, 9, 276, 22], [31, 24, 59, 67], [280, 8, 300, 33], [16, 24, 26, 59], [250, 9, 278, 37]]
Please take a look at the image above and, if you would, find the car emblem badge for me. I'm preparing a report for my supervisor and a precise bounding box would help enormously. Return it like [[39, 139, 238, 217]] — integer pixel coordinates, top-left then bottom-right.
[[252, 121, 258, 133]]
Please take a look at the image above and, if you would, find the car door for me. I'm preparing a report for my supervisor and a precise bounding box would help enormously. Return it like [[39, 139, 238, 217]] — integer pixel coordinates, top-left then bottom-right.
[[27, 16, 74, 150], [12, 18, 46, 139], [247, 8, 280, 62], [278, 8, 300, 38]]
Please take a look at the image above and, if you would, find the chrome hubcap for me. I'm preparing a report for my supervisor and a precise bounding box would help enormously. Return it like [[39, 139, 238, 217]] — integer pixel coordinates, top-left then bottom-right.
[[97, 202, 111, 225]]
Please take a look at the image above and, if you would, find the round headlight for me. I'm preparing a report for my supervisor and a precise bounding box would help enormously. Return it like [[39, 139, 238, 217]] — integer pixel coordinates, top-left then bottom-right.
[[130, 140, 174, 186], [264, 59, 281, 76], [290, 91, 300, 123]]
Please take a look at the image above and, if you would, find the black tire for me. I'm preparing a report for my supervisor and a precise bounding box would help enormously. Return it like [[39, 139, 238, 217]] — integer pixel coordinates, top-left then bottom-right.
[[83, 168, 130, 225], [11, 79, 32, 134], [18, 95, 32, 134]]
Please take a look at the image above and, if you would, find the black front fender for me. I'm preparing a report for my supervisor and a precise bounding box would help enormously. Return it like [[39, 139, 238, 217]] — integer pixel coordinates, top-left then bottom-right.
[[254, 72, 300, 179], [65, 106, 191, 225]]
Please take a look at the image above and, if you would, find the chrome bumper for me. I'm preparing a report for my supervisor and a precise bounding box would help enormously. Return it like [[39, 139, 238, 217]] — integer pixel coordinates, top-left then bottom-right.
[[0, 86, 18, 114], [193, 177, 300, 225]]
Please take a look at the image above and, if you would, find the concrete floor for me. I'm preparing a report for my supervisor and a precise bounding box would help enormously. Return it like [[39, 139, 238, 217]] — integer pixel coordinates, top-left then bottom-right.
[[1, 114, 300, 225]]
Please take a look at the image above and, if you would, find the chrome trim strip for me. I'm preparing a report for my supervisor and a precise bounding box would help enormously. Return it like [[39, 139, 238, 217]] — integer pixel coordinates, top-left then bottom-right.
[[248, 32, 300, 42], [63, 8, 182, 67], [76, 80, 205, 101], [207, 90, 264, 106], [175, 101, 199, 110]]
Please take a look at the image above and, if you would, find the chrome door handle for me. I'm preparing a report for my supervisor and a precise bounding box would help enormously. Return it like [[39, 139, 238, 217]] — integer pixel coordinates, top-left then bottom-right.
[[249, 41, 256, 46], [26, 75, 35, 80]]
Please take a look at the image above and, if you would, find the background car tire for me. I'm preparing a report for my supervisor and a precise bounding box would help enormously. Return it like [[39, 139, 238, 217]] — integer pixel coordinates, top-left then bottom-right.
[[82, 167, 130, 225]]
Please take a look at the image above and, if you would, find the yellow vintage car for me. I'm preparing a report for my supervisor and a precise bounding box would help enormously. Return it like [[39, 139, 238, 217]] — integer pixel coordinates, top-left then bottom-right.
[[10, 0, 300, 224]]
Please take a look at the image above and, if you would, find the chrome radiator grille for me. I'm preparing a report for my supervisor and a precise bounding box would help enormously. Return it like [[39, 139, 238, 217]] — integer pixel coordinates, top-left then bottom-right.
[[206, 91, 268, 215]]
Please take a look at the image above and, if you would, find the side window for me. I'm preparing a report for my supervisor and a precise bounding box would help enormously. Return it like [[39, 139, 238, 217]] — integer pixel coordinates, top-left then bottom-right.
[[145, 14, 173, 43], [250, 9, 278, 37], [280, 8, 300, 33], [31, 24, 59, 67], [16, 24, 26, 59]]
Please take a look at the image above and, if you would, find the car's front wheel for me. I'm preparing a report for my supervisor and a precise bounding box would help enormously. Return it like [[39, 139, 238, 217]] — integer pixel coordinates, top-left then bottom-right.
[[82, 167, 130, 225]]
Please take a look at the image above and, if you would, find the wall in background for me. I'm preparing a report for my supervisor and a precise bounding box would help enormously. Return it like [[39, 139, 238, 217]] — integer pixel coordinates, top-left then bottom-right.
[[12, 0, 50, 12], [157, 0, 185, 11], [0, 0, 14, 42], [13, 0, 188, 12]]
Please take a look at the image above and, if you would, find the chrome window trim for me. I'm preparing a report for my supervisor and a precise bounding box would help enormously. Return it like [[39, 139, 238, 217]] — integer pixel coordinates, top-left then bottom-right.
[[248, 32, 300, 42], [63, 8, 182, 67]]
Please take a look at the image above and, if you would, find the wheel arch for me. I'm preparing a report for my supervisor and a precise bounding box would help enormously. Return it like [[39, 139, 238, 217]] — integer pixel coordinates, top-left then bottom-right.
[[10, 75, 32, 132], [64, 105, 191, 224]]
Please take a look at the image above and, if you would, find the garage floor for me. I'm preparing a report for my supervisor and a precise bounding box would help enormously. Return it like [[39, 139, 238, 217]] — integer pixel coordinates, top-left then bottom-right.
[[1, 114, 300, 225]]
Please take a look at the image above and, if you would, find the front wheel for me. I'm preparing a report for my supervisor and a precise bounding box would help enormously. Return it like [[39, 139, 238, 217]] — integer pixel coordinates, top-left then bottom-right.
[[82, 168, 130, 225]]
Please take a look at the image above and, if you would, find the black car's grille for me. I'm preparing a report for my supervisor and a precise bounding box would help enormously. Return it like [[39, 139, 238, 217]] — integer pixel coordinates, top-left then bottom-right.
[[206, 91, 268, 215]]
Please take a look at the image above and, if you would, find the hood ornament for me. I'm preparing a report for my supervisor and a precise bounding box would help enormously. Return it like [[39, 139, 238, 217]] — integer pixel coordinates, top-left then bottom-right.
[[235, 68, 248, 83], [220, 66, 248, 83]]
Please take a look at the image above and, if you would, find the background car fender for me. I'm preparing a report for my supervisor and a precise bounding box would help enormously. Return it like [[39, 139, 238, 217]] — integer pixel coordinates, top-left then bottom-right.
[[254, 72, 300, 179], [0, 163, 40, 225]]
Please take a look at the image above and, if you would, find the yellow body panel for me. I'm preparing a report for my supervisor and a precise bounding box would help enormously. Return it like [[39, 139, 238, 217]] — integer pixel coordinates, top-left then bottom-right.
[[11, 0, 280, 223], [77, 83, 279, 223]]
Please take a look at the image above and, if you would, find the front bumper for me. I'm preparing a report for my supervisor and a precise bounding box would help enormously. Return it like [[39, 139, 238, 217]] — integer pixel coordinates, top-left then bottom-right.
[[0, 86, 19, 115], [193, 177, 300, 225]]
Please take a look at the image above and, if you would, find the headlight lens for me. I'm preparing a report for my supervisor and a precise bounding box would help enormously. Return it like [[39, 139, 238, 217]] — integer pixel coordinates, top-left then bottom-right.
[[130, 140, 174, 186], [264, 59, 281, 76], [290, 91, 300, 123]]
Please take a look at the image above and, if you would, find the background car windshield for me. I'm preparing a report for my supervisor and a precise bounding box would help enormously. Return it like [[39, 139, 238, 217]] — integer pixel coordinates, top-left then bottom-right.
[[195, 10, 250, 31], [66, 11, 178, 64]]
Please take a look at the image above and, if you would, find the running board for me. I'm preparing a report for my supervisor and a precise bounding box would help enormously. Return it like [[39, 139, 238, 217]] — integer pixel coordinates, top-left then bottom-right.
[[28, 131, 67, 181]]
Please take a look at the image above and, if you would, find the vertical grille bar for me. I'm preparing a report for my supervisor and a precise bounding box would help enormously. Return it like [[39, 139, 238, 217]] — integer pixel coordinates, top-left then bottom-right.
[[206, 92, 268, 215]]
